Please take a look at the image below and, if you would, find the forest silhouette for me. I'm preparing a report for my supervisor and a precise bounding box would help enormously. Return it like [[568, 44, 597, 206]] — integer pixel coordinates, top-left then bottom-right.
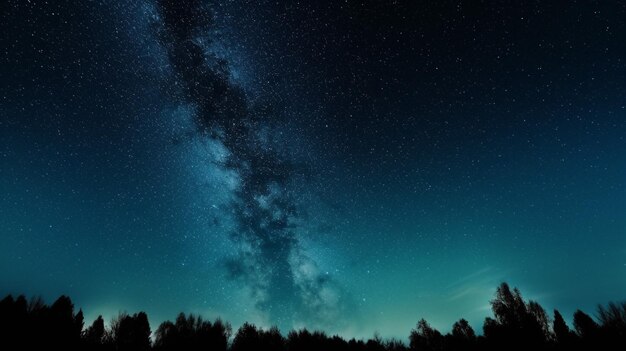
[[1, 283, 624, 350]]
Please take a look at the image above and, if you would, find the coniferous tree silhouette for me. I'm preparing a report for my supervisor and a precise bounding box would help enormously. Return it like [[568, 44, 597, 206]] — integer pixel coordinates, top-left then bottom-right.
[[553, 309, 574, 349], [84, 315, 107, 349], [573, 309, 599, 338], [231, 322, 261, 351]]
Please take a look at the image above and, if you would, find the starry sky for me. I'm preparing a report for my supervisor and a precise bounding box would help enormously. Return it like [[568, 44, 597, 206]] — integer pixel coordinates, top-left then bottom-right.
[[1, 0, 625, 340]]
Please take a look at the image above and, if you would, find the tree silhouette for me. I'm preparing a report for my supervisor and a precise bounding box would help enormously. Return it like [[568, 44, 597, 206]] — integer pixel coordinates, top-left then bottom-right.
[[384, 338, 409, 351], [526, 300, 551, 341], [48, 295, 83, 347], [109, 312, 151, 351], [84, 315, 106, 349], [574, 309, 601, 350], [154, 313, 230, 351], [409, 319, 443, 351], [448, 318, 476, 350], [597, 301, 626, 345], [0, 295, 27, 347], [287, 329, 317, 351], [483, 282, 550, 349], [231, 322, 261, 351], [451, 318, 475, 340], [365, 334, 387, 351], [574, 309, 599, 338], [260, 326, 286, 351], [553, 309, 574, 348], [0, 284, 625, 351]]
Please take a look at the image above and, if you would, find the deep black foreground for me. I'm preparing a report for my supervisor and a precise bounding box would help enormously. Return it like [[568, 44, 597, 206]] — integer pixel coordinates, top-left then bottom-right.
[[1, 283, 624, 350]]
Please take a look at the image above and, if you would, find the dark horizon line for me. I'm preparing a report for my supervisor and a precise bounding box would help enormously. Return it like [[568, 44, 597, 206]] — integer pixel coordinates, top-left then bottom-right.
[[1, 281, 625, 351]]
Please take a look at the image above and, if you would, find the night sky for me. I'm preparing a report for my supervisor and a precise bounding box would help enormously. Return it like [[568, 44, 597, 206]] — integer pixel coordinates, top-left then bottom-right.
[[1, 0, 625, 339]]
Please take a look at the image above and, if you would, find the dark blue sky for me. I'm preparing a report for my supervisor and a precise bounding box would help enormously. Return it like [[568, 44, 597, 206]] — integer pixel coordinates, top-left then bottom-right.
[[1, 0, 625, 339]]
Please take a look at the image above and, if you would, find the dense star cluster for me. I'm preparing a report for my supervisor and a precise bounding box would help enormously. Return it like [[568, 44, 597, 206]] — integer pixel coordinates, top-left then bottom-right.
[[1, 0, 625, 339]]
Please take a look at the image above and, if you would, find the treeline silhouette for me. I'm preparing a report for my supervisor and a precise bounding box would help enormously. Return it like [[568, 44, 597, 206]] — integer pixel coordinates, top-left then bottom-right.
[[1, 283, 624, 350]]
